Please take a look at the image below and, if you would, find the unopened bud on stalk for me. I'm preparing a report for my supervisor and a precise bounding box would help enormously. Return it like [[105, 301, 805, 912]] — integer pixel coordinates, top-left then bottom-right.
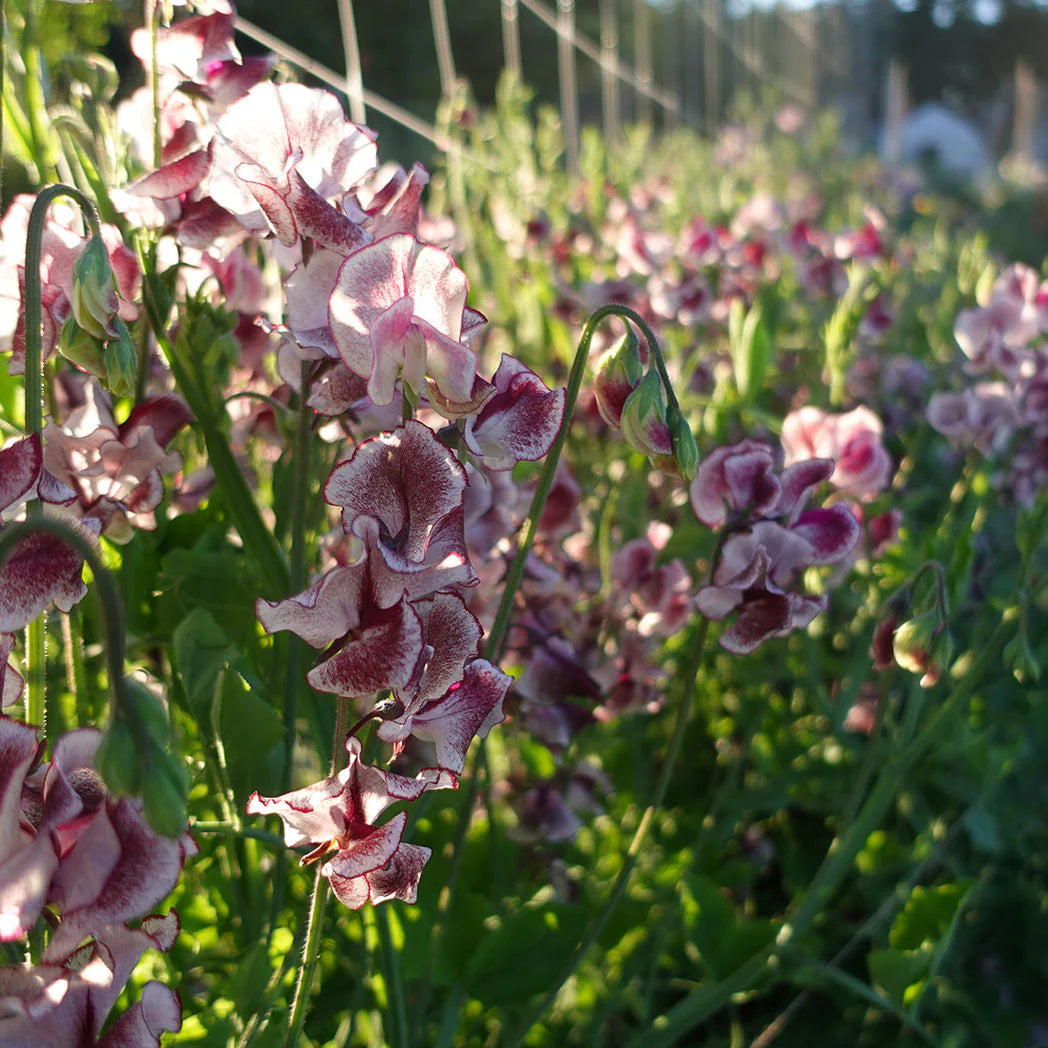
[[667, 405, 699, 481], [71, 236, 120, 341], [594, 328, 644, 428], [57, 314, 106, 378], [893, 610, 953, 688], [103, 320, 138, 397], [620, 369, 673, 459]]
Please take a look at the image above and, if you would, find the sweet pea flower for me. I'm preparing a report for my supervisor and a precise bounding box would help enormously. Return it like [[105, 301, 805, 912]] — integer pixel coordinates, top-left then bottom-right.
[[324, 421, 478, 599], [42, 377, 192, 541], [462, 355, 565, 471], [0, 914, 182, 1047], [247, 735, 435, 910], [328, 234, 485, 406], [781, 405, 892, 501], [690, 441, 860, 653], [378, 658, 510, 779], [209, 82, 378, 250]]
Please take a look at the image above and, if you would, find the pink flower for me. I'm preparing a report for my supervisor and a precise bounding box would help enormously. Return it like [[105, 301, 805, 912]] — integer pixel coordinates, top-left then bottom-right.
[[328, 234, 484, 406], [209, 82, 378, 250], [781, 405, 892, 501], [246, 735, 435, 910], [690, 441, 860, 652]]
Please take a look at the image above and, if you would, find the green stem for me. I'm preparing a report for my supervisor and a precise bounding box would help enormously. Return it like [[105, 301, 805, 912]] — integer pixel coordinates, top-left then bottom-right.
[[138, 278, 290, 597], [21, 184, 101, 732], [374, 905, 408, 1048], [285, 696, 351, 1048]]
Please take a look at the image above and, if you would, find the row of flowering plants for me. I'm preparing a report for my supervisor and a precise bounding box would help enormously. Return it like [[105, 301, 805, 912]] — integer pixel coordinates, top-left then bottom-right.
[[1, 1, 1046, 1046]]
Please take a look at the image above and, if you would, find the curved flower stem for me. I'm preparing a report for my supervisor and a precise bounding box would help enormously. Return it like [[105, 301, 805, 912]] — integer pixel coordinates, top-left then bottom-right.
[[22, 186, 102, 730], [482, 303, 674, 663], [417, 304, 685, 1028], [631, 619, 1010, 1046], [285, 695, 351, 1048]]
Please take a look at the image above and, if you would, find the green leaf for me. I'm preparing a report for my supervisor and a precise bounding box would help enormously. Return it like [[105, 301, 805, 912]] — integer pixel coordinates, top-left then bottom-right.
[[215, 670, 284, 801], [172, 608, 235, 718], [730, 301, 772, 401], [890, 882, 972, 951], [462, 904, 587, 1006], [868, 945, 932, 1007]]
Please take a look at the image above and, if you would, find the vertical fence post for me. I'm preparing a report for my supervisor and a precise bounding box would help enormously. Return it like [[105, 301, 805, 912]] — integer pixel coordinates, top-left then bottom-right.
[[336, 0, 366, 125], [599, 0, 621, 144], [501, 0, 522, 81], [557, 0, 580, 175], [883, 58, 907, 164], [429, 0, 457, 98], [1013, 57, 1038, 162], [704, 0, 721, 131], [634, 0, 653, 127]]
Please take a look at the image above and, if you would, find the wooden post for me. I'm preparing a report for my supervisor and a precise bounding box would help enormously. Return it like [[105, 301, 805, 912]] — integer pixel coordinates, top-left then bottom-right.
[[883, 58, 907, 164], [501, 0, 522, 81], [1013, 57, 1038, 162], [429, 0, 457, 98], [557, 0, 580, 175], [336, 0, 366, 124], [600, 0, 621, 143], [704, 0, 721, 130], [634, 0, 653, 127]]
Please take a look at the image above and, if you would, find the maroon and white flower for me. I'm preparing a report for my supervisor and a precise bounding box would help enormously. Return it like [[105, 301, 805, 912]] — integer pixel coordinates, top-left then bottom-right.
[[462, 355, 565, 471], [246, 735, 434, 910], [0, 913, 182, 1047], [690, 441, 861, 653], [324, 420, 477, 599]]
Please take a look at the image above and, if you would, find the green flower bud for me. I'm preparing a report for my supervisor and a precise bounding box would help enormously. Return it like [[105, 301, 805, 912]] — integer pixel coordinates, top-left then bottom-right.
[[667, 405, 699, 481], [620, 369, 673, 459], [893, 610, 952, 688], [71, 236, 120, 341], [57, 314, 106, 378], [594, 328, 644, 429], [103, 320, 138, 398]]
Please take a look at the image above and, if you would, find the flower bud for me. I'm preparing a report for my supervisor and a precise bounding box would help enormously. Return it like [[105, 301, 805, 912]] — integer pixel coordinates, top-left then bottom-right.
[[620, 369, 673, 458], [893, 610, 952, 687], [95, 713, 143, 797], [57, 314, 106, 378], [71, 235, 121, 341], [667, 405, 699, 481], [103, 320, 138, 398], [594, 329, 644, 429]]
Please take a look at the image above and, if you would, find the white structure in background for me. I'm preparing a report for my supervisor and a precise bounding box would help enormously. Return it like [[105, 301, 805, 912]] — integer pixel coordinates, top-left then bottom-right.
[[895, 102, 990, 178]]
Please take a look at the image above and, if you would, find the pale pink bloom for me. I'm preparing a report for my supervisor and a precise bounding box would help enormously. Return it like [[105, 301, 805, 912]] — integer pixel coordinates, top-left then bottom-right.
[[209, 82, 378, 249], [328, 234, 483, 406], [926, 383, 1019, 453], [42, 377, 192, 541], [247, 735, 435, 910], [781, 405, 892, 501]]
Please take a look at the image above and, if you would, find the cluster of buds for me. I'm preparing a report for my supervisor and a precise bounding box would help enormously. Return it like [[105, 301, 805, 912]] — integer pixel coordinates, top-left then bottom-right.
[[593, 324, 698, 479]]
